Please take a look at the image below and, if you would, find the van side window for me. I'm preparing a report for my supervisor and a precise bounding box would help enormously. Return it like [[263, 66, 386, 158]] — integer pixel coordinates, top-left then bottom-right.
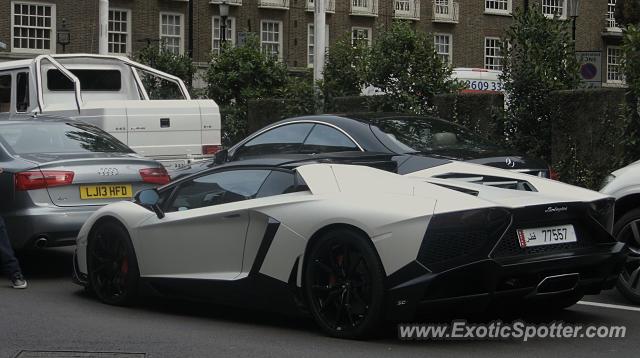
[[0, 75, 11, 113], [47, 69, 122, 91], [16, 73, 29, 113]]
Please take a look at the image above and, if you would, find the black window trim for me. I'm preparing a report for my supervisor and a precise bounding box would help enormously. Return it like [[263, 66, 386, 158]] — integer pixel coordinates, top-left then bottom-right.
[[230, 120, 365, 159]]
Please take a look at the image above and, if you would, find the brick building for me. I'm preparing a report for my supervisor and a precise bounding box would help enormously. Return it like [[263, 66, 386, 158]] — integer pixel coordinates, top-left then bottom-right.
[[0, 0, 627, 86]]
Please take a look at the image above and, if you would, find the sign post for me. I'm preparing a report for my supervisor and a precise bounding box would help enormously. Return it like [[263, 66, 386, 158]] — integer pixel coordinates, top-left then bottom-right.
[[576, 51, 602, 88]]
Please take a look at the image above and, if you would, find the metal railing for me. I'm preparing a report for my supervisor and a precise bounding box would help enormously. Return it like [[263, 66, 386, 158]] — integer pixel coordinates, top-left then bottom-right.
[[258, 0, 289, 9], [394, 0, 420, 20], [306, 0, 336, 13], [209, 0, 242, 5], [350, 0, 378, 17], [433, 1, 459, 23]]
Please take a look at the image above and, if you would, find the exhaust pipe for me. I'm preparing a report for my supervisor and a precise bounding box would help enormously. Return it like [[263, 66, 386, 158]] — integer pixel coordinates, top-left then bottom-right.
[[34, 236, 48, 249], [535, 273, 580, 295]]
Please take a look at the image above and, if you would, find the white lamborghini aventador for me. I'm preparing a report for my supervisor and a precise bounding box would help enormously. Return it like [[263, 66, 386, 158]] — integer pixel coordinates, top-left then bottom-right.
[[74, 157, 625, 339]]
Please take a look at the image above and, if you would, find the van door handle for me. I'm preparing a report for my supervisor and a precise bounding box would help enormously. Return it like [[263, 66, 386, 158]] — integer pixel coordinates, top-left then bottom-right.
[[160, 118, 170, 128], [223, 213, 241, 219]]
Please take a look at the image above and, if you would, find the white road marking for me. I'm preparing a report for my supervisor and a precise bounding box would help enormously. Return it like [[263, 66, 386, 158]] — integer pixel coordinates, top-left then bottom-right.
[[577, 300, 640, 312]]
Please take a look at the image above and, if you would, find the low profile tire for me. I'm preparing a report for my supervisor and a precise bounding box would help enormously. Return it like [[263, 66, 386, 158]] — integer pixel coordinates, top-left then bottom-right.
[[304, 228, 386, 339], [615, 208, 640, 305], [87, 221, 140, 306]]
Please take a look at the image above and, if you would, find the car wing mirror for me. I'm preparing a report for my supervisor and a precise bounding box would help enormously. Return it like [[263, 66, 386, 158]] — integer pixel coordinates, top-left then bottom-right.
[[214, 149, 229, 165], [134, 189, 165, 219]]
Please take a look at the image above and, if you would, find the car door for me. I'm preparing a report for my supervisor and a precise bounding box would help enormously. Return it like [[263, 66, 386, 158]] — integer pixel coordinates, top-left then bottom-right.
[[134, 168, 271, 280]]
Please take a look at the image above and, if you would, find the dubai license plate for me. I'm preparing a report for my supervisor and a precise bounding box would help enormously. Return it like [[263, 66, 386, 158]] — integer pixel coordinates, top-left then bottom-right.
[[80, 184, 133, 200], [516, 225, 577, 248]]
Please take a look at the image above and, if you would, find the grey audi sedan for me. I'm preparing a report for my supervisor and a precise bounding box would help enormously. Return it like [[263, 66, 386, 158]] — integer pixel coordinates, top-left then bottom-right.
[[0, 116, 170, 249]]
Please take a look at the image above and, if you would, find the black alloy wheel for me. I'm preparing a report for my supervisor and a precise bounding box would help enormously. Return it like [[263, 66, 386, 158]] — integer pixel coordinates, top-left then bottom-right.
[[304, 229, 385, 339], [87, 221, 139, 306], [616, 208, 640, 304]]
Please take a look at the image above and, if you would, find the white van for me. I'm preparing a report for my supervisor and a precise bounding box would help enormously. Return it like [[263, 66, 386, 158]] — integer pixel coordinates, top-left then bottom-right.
[[0, 54, 221, 169], [451, 68, 504, 93]]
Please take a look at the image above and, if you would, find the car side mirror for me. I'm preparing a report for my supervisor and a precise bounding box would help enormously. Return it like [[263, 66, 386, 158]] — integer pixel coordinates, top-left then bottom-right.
[[214, 149, 229, 165], [134, 189, 165, 219]]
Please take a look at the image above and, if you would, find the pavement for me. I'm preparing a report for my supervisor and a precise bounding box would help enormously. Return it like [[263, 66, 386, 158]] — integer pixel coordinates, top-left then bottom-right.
[[1, 247, 639, 358]]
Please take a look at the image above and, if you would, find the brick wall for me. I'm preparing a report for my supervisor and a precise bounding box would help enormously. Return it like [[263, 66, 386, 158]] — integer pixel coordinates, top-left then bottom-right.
[[0, 0, 625, 85]]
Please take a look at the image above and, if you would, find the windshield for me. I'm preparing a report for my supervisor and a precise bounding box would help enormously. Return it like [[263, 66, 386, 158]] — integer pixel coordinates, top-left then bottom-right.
[[369, 117, 500, 155], [0, 122, 133, 155]]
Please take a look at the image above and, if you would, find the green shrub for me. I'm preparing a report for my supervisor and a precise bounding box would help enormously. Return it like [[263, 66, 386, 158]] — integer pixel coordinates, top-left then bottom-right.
[[367, 21, 458, 114], [206, 35, 288, 107], [501, 6, 580, 162]]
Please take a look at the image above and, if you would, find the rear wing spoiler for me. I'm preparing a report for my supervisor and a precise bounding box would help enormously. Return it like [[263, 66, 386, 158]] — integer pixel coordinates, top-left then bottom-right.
[[33, 54, 191, 114]]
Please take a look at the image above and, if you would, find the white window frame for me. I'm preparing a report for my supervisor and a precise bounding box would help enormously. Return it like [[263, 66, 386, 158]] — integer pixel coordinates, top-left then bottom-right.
[[159, 12, 184, 55], [108, 8, 132, 55], [307, 23, 330, 68], [212, 16, 236, 55], [434, 33, 452, 65], [351, 27, 372, 47], [10, 1, 56, 54], [484, 37, 503, 71], [260, 20, 284, 61], [542, 0, 567, 20], [484, 0, 512, 16], [606, 46, 625, 85], [607, 0, 621, 31]]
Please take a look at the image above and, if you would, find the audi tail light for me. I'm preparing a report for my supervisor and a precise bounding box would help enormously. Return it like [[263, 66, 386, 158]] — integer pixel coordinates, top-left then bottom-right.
[[139, 167, 171, 185], [15, 170, 75, 191]]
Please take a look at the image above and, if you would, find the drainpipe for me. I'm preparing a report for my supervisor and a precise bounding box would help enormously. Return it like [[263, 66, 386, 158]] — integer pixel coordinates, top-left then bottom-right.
[[98, 0, 109, 54]]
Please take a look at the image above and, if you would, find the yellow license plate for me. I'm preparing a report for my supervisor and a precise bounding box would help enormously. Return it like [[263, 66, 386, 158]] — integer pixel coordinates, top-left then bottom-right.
[[80, 184, 133, 200]]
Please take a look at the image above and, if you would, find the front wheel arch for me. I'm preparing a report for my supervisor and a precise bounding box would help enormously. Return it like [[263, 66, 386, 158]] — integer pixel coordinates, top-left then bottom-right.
[[86, 217, 140, 306], [303, 224, 386, 281]]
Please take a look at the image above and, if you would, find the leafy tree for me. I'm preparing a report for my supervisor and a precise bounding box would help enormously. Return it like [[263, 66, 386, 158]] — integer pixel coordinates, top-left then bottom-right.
[[206, 35, 288, 107], [322, 34, 370, 98], [135, 46, 196, 91], [501, 7, 580, 161], [367, 21, 457, 114], [205, 35, 288, 146], [615, 0, 640, 27]]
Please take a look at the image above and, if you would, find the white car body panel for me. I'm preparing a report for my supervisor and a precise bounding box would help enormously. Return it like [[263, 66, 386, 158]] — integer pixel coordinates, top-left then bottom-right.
[[0, 54, 221, 166], [600, 160, 640, 200], [407, 161, 610, 203], [76, 162, 612, 289]]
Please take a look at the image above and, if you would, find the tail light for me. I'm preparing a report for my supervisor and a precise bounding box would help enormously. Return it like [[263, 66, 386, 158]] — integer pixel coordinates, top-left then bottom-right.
[[549, 167, 560, 181], [139, 167, 171, 185], [15, 170, 74, 191], [202, 145, 221, 155]]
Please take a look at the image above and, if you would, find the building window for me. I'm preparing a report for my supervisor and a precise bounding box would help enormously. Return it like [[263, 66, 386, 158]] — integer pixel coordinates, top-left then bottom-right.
[[108, 9, 131, 55], [607, 0, 619, 29], [11, 2, 56, 54], [353, 0, 370, 9], [308, 24, 330, 68], [607, 46, 625, 84], [261, 20, 283, 61], [351, 27, 372, 47], [485, 0, 511, 15], [160, 13, 183, 55], [542, 0, 566, 19], [434, 34, 452, 65], [212, 16, 236, 55], [484, 37, 502, 70]]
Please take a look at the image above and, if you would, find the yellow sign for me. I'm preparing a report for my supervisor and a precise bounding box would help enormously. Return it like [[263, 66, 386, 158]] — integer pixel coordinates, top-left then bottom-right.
[[80, 184, 133, 200]]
